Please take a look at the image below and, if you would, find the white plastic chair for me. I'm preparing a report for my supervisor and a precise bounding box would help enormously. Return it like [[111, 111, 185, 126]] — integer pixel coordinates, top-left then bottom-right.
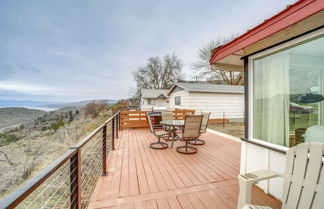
[[237, 142, 324, 209], [304, 126, 324, 142]]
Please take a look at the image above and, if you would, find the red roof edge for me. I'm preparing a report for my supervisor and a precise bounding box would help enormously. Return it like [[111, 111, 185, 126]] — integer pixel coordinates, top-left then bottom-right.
[[210, 0, 324, 64]]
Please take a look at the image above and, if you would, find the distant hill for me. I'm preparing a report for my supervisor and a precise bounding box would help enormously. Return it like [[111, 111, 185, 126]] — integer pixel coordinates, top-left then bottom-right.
[[41, 99, 118, 108], [0, 100, 62, 108], [0, 107, 46, 130], [0, 99, 118, 109]]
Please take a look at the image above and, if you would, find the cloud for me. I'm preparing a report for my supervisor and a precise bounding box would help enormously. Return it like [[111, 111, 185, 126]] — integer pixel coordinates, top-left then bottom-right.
[[0, 0, 298, 102], [0, 81, 60, 95]]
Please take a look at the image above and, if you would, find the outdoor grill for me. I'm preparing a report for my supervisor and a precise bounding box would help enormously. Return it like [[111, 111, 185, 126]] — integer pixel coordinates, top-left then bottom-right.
[[147, 111, 163, 128]]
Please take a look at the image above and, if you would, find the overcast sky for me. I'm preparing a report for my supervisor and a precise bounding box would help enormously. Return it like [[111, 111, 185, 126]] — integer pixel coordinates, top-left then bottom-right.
[[0, 0, 297, 102]]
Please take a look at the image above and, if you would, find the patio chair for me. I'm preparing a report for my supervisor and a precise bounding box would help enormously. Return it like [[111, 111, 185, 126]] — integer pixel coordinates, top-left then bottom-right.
[[146, 113, 169, 149], [162, 111, 173, 121], [176, 115, 203, 154], [237, 142, 324, 209], [161, 112, 173, 131], [191, 112, 211, 145]]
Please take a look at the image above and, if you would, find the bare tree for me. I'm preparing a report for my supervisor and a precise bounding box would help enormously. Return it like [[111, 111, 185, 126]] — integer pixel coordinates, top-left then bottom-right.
[[133, 53, 183, 96], [0, 150, 15, 167], [83, 101, 108, 118], [192, 35, 244, 85]]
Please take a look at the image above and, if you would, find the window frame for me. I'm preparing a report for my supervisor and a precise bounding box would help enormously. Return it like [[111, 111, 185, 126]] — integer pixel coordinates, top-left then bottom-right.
[[147, 99, 154, 105], [248, 28, 324, 149]]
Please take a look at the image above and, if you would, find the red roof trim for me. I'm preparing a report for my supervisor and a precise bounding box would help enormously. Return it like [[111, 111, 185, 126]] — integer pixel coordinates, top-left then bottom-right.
[[210, 0, 324, 64]]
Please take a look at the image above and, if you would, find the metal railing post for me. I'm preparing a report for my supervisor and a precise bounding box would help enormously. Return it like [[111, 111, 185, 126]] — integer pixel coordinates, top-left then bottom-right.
[[118, 112, 121, 131], [102, 125, 107, 176], [70, 149, 81, 209], [112, 118, 115, 150], [116, 114, 119, 139]]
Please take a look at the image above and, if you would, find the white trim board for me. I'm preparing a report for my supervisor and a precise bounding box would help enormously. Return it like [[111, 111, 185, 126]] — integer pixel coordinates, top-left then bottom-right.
[[206, 128, 241, 143]]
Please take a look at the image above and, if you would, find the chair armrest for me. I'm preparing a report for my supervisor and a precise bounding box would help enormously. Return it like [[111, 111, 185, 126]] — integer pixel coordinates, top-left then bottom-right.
[[239, 169, 280, 184], [241, 204, 272, 209], [237, 170, 280, 209]]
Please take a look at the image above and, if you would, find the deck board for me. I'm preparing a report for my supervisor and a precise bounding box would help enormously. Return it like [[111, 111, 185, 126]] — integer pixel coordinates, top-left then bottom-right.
[[89, 130, 281, 209]]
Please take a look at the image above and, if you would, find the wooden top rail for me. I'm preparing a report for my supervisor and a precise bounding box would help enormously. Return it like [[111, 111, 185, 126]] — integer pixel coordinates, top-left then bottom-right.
[[120, 109, 195, 130], [120, 111, 149, 114]]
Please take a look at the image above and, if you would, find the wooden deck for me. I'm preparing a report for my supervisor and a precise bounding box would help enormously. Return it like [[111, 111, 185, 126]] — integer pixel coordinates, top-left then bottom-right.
[[89, 130, 281, 209]]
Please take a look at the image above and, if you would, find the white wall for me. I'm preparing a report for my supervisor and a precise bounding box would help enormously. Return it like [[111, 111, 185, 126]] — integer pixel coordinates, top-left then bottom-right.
[[169, 91, 244, 119], [169, 90, 190, 110], [140, 98, 169, 110], [240, 141, 286, 200]]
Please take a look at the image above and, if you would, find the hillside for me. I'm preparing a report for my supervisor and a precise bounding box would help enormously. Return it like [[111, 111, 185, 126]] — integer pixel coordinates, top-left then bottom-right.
[[0, 105, 112, 199], [0, 108, 46, 130]]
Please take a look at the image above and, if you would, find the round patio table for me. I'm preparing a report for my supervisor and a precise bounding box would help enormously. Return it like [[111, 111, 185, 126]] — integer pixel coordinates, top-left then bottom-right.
[[160, 120, 184, 148]]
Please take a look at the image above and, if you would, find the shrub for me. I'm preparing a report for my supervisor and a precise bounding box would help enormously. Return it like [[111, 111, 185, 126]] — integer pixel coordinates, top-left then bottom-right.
[[68, 111, 74, 123], [0, 133, 19, 145], [50, 120, 65, 132], [41, 126, 48, 131], [83, 101, 108, 118]]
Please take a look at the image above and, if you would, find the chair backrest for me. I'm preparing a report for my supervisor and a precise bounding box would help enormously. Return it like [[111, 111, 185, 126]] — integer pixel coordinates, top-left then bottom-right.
[[281, 142, 324, 209], [146, 113, 154, 133], [304, 126, 324, 142], [182, 115, 203, 139], [162, 112, 173, 121], [200, 112, 211, 133]]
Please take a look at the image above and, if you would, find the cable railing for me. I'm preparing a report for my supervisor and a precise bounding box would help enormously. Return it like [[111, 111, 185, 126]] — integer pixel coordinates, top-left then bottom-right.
[[0, 112, 120, 209]]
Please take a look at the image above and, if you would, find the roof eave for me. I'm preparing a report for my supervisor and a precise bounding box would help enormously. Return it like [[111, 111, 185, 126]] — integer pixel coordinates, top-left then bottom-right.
[[188, 90, 244, 94], [210, 0, 324, 64]]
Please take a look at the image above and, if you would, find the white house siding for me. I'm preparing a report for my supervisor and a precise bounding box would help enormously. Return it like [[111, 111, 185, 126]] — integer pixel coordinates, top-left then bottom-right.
[[140, 98, 169, 111], [170, 91, 244, 120], [188, 92, 244, 120], [240, 142, 287, 200], [169, 90, 190, 110]]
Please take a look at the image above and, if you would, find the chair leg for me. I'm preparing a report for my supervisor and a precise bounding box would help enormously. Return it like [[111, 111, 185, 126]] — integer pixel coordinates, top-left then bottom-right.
[[237, 175, 253, 209], [190, 138, 205, 145], [176, 140, 197, 154], [171, 134, 177, 148], [150, 136, 168, 149]]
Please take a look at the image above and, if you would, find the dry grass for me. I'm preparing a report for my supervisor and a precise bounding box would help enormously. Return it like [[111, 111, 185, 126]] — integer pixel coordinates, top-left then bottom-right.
[[208, 122, 244, 138]]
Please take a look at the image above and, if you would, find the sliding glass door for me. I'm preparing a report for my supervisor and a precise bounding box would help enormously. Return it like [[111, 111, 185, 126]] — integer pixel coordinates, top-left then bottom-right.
[[252, 35, 324, 147]]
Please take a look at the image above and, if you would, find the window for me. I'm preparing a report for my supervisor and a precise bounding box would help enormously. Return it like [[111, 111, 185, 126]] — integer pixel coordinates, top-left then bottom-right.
[[175, 96, 181, 105], [252, 35, 324, 147], [147, 99, 155, 105]]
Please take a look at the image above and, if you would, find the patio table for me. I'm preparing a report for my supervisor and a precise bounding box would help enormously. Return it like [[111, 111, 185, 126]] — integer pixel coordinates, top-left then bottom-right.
[[160, 120, 184, 148]]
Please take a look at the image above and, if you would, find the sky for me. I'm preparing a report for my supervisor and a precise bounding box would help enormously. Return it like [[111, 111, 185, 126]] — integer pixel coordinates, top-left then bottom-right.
[[0, 0, 297, 102]]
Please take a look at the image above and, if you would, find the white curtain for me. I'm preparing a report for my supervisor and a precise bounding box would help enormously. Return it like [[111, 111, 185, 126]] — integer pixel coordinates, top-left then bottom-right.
[[253, 51, 290, 146], [319, 70, 324, 125]]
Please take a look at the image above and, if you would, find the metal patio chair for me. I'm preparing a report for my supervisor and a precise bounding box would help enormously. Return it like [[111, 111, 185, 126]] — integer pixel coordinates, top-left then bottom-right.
[[176, 115, 203, 154], [147, 113, 169, 149], [191, 112, 211, 145], [162, 111, 173, 121], [161, 111, 173, 131], [238, 142, 324, 209]]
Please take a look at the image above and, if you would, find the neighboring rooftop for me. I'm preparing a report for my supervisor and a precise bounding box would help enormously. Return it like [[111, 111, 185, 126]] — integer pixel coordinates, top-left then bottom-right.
[[140, 89, 170, 99], [168, 82, 244, 95]]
